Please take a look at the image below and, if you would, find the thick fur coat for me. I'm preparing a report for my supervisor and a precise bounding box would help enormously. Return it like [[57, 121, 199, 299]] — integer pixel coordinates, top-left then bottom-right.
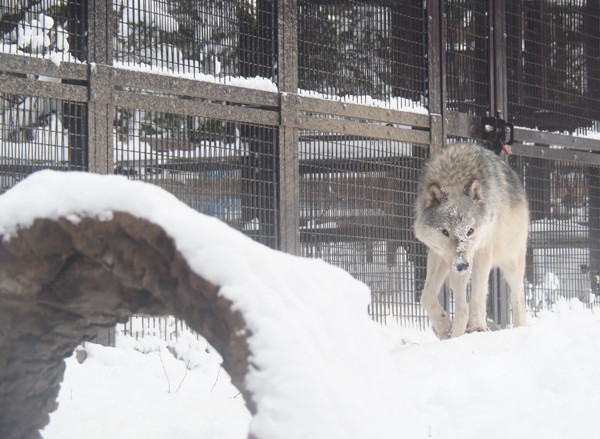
[[414, 143, 529, 338]]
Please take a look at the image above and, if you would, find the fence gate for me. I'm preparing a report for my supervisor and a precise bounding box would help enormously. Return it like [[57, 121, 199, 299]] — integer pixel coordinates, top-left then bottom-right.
[[435, 0, 600, 325]]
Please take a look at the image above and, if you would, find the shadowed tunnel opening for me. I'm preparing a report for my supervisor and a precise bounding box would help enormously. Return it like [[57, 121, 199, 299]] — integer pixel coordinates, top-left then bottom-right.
[[0, 212, 254, 439]]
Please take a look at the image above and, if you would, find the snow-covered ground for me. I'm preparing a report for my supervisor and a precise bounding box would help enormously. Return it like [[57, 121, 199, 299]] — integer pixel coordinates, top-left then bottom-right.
[[43, 300, 600, 439], [2, 171, 599, 439], [44, 330, 252, 439]]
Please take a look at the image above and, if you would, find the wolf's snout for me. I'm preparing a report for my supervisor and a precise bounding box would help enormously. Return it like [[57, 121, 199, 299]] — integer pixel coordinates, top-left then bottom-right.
[[455, 261, 469, 272]]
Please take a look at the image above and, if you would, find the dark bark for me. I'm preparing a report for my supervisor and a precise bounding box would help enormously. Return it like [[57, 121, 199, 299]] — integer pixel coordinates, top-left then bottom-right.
[[0, 213, 253, 438]]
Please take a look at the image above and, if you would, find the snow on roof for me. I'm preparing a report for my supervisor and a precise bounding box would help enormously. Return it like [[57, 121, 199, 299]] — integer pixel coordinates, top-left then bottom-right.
[[0, 170, 425, 438]]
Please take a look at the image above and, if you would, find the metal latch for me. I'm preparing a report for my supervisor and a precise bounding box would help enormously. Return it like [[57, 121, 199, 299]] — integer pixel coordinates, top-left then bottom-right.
[[482, 115, 514, 154]]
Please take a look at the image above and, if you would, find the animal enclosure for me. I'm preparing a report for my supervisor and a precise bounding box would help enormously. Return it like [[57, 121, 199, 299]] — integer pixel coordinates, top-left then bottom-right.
[[1, 0, 599, 329]]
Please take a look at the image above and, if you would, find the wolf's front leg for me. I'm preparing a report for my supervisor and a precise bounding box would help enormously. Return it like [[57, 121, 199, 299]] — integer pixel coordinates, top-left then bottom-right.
[[449, 271, 470, 337], [421, 251, 452, 339]]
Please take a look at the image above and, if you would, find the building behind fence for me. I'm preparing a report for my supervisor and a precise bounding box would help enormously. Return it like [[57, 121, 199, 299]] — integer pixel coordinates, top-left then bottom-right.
[[1, 1, 599, 338]]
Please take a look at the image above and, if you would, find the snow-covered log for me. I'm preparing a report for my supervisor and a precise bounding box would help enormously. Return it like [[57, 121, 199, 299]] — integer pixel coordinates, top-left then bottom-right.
[[0, 211, 251, 438], [0, 171, 406, 439]]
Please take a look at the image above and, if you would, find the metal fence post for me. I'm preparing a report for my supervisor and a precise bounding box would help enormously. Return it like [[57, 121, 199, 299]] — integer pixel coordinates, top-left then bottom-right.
[[278, 0, 300, 255], [427, 0, 444, 151], [491, 0, 510, 328], [89, 0, 115, 345], [426, 0, 450, 310], [88, 0, 113, 175]]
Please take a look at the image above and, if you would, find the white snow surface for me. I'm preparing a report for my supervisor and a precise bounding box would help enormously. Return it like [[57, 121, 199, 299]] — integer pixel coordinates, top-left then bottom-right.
[[42, 300, 600, 439], [2, 171, 599, 438]]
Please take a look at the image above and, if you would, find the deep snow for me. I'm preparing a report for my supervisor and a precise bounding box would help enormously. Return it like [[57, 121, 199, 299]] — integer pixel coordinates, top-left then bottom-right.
[[43, 300, 600, 439], [1, 171, 599, 439]]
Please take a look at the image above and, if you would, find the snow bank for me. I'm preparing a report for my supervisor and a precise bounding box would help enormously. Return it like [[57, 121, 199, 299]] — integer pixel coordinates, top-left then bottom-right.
[[43, 299, 600, 439], [0, 170, 426, 438], [387, 299, 600, 439]]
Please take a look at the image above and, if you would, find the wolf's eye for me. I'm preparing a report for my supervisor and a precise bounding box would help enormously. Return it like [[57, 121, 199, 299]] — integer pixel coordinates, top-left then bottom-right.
[[467, 228, 474, 237], [442, 229, 450, 237]]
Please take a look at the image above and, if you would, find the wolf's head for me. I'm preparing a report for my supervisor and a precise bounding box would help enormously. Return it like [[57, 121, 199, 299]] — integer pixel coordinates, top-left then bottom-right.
[[414, 179, 490, 274]]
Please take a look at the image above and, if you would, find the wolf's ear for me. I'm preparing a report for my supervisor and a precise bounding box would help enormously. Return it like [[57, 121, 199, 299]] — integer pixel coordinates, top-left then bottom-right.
[[424, 183, 445, 208], [465, 179, 483, 201]]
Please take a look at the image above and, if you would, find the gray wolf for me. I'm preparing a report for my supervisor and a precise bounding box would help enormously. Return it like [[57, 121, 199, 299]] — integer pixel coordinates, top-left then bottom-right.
[[414, 143, 529, 339]]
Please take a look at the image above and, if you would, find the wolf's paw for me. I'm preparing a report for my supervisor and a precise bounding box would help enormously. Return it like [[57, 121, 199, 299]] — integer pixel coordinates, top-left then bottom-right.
[[430, 313, 453, 340], [432, 323, 452, 340], [465, 325, 489, 334]]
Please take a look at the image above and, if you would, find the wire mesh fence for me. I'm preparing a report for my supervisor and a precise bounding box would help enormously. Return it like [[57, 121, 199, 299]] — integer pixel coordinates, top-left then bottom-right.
[[113, 107, 279, 247], [297, 0, 427, 111], [445, 0, 490, 116], [298, 131, 429, 325], [0, 92, 87, 193], [118, 315, 201, 342], [113, 0, 277, 82], [506, 0, 600, 134], [1, 0, 600, 335], [510, 153, 600, 313], [0, 1, 87, 63]]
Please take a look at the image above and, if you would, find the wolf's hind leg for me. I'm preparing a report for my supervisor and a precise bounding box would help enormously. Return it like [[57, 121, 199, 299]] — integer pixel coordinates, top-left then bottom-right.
[[467, 248, 493, 332], [421, 251, 452, 339], [502, 257, 527, 327], [449, 271, 470, 337]]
